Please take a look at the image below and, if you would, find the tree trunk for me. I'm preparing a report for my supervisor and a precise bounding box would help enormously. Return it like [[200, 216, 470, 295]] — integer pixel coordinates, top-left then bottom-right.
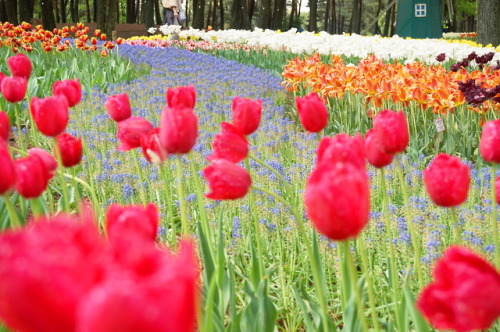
[[288, 0, 295, 29], [219, 0, 224, 28], [383, 0, 391, 36], [247, 0, 255, 23], [5, 0, 17, 24], [477, 0, 500, 46], [0, 0, 7, 22], [231, 0, 250, 29], [350, 0, 361, 33], [308, 0, 318, 31], [70, 0, 78, 22], [84, 0, 90, 21], [271, 0, 285, 30], [154, 0, 162, 25], [257, 0, 272, 29], [330, 0, 336, 33], [60, 0, 67, 22], [126, 0, 136, 23], [41, 0, 56, 29], [18, 0, 33, 22], [142, 0, 154, 28], [207, 0, 213, 26], [97, 0, 119, 36], [324, 0, 330, 31], [192, 0, 205, 28]]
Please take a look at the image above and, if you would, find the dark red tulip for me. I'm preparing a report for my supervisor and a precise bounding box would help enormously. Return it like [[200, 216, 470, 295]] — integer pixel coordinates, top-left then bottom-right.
[[305, 162, 370, 241], [316, 133, 365, 169], [28, 148, 58, 180], [203, 159, 252, 200], [14, 154, 51, 198], [106, 203, 159, 243], [30, 96, 69, 137], [232, 97, 262, 136], [423, 153, 470, 207], [479, 119, 500, 163], [1, 76, 27, 103], [117, 116, 154, 151], [159, 107, 198, 154], [373, 109, 409, 154], [105, 93, 132, 122], [166, 85, 196, 110], [53, 79, 82, 107], [0, 110, 10, 143], [56, 133, 83, 167], [417, 246, 500, 332], [364, 128, 394, 168], [207, 122, 248, 163], [0, 146, 15, 195], [7, 53, 32, 79], [295, 92, 328, 133], [140, 128, 168, 164]]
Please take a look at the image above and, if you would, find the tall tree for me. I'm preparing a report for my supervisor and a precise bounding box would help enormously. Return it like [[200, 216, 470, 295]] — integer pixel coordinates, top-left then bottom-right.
[[257, 0, 272, 28], [5, 0, 17, 24], [477, 0, 500, 46], [308, 0, 318, 31], [97, 0, 118, 36], [142, 0, 154, 28], [70, 0, 78, 22], [272, 0, 286, 30], [231, 0, 251, 29], [60, 0, 68, 22], [41, 0, 56, 29], [154, 0, 162, 25], [192, 0, 205, 28], [0, 0, 7, 22], [19, 0, 34, 23], [349, 0, 361, 33], [126, 0, 136, 23]]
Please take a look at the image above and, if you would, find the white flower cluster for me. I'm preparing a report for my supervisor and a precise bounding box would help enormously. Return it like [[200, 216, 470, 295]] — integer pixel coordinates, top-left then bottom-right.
[[158, 24, 182, 36], [155, 27, 499, 65]]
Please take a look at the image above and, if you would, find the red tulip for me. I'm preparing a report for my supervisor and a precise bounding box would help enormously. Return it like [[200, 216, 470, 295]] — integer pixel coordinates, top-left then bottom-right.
[[373, 109, 409, 154], [1, 76, 27, 103], [423, 153, 470, 207], [140, 128, 168, 164], [30, 95, 69, 137], [364, 129, 394, 168], [117, 116, 154, 151], [232, 97, 262, 136], [207, 122, 248, 163], [14, 154, 51, 198], [105, 203, 159, 243], [28, 148, 58, 180], [159, 107, 198, 154], [105, 93, 132, 122], [0, 110, 10, 143], [479, 119, 500, 163], [53, 79, 82, 107], [203, 159, 252, 200], [417, 246, 500, 332], [0, 146, 15, 195], [78, 239, 199, 332], [305, 162, 370, 241], [496, 176, 500, 205], [56, 133, 83, 167], [7, 53, 32, 79], [0, 215, 106, 332], [166, 85, 196, 110], [316, 133, 365, 169], [295, 92, 328, 133], [0, 72, 5, 87]]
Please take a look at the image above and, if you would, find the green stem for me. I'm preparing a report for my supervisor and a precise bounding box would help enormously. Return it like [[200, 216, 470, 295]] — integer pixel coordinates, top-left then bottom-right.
[[175, 156, 189, 236], [54, 138, 71, 212], [189, 153, 211, 240], [30, 197, 44, 218], [357, 236, 381, 331], [492, 164, 499, 269], [132, 152, 147, 204], [344, 241, 369, 332], [3, 195, 23, 228], [252, 184, 331, 332], [14, 103, 26, 151], [161, 164, 177, 247], [450, 207, 461, 245], [249, 154, 292, 190], [396, 158, 423, 289]]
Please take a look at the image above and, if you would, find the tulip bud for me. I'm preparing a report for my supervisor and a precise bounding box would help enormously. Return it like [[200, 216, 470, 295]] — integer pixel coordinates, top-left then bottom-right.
[[305, 162, 370, 241], [14, 154, 51, 198], [417, 246, 500, 332], [373, 109, 409, 154], [105, 93, 132, 122], [295, 92, 328, 133], [423, 153, 470, 207], [159, 107, 198, 154], [116, 116, 154, 151], [1, 76, 27, 103], [7, 53, 32, 79], [364, 129, 394, 168], [56, 133, 83, 167], [30, 96, 69, 137], [0, 110, 10, 143], [203, 160, 252, 200], [232, 97, 262, 136], [316, 134, 365, 169], [53, 79, 82, 107], [0, 146, 15, 195], [479, 119, 500, 163], [166, 85, 196, 110], [207, 122, 248, 163]]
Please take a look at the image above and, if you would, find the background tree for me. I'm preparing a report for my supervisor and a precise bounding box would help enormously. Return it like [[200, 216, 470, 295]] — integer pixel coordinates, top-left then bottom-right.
[[40, 0, 56, 29], [308, 0, 317, 31], [257, 0, 272, 28], [192, 0, 205, 28], [477, 0, 500, 46]]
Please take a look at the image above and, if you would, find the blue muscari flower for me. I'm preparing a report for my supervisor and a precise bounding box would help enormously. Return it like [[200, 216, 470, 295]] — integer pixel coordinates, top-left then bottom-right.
[[241, 205, 250, 212], [186, 193, 196, 202], [484, 244, 495, 253], [232, 217, 242, 238], [122, 183, 135, 200]]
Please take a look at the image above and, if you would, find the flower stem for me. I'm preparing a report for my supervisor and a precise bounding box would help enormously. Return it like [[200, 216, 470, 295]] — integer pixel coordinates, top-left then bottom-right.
[[344, 241, 369, 332], [161, 164, 177, 247], [53, 138, 71, 212], [491, 164, 499, 269], [357, 236, 381, 331], [450, 207, 461, 245], [175, 156, 189, 236], [132, 152, 147, 204], [3, 195, 23, 228]]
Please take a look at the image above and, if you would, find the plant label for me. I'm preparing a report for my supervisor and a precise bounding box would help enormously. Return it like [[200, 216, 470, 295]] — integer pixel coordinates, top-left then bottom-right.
[[434, 118, 445, 133]]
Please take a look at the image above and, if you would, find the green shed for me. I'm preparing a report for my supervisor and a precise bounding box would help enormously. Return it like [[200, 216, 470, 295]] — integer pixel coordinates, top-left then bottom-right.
[[396, 0, 442, 38]]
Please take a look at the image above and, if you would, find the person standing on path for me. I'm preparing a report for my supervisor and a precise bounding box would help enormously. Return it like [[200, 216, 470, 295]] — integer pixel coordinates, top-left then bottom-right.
[[162, 0, 181, 25]]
